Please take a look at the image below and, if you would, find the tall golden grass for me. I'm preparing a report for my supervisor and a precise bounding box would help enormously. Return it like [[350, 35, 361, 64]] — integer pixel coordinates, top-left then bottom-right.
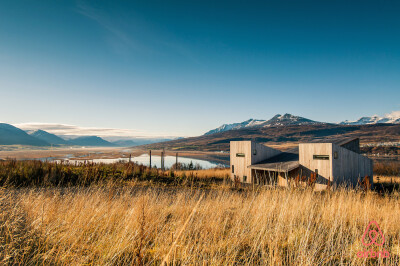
[[174, 168, 230, 179], [374, 176, 400, 184], [374, 161, 400, 177], [1, 186, 399, 265]]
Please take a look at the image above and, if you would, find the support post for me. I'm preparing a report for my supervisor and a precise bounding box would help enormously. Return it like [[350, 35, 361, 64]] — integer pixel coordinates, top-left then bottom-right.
[[161, 151, 164, 171], [149, 150, 152, 168]]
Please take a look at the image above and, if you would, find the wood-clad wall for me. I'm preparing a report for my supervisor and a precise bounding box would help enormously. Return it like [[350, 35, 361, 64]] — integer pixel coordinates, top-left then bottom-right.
[[332, 144, 373, 186], [230, 141, 282, 183], [230, 141, 252, 183], [251, 142, 282, 165], [299, 142, 373, 187], [299, 143, 333, 183]]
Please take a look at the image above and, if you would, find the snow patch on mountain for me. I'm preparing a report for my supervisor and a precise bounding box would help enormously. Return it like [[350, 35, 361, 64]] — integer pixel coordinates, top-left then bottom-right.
[[263, 114, 321, 127], [340, 111, 400, 125], [204, 119, 266, 135]]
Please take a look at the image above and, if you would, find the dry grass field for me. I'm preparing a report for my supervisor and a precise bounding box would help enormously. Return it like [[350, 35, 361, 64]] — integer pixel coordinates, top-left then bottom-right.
[[174, 168, 230, 179], [1, 161, 400, 265], [374, 176, 400, 184], [1, 185, 400, 265]]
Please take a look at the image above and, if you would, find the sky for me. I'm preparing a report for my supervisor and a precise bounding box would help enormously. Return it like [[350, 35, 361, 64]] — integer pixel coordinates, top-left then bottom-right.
[[1, 0, 399, 138]]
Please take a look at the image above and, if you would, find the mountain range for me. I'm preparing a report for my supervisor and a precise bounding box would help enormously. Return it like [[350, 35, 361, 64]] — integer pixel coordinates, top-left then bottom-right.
[[204, 112, 400, 135], [143, 123, 400, 152], [30, 129, 69, 145], [0, 123, 49, 146], [0, 124, 135, 147], [340, 111, 400, 125], [2, 111, 399, 147], [0, 123, 175, 147]]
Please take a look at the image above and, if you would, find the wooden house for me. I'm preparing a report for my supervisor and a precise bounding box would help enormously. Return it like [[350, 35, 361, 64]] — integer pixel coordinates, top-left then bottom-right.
[[230, 137, 372, 189]]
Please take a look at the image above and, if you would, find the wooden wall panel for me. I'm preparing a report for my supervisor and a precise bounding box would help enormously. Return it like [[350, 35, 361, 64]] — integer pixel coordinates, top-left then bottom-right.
[[299, 143, 333, 184], [331, 144, 373, 186], [230, 141, 282, 183]]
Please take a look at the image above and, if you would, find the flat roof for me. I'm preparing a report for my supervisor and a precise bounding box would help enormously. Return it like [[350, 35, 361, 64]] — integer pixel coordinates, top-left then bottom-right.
[[302, 137, 359, 146], [247, 137, 359, 172], [249, 147, 299, 172]]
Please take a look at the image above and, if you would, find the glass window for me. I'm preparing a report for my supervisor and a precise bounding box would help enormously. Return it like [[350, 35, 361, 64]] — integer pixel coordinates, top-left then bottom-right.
[[243, 176, 247, 182], [232, 165, 234, 173], [313, 155, 329, 160], [236, 153, 245, 157]]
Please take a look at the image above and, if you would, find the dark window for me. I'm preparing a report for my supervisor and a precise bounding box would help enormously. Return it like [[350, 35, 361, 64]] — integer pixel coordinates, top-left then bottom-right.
[[334, 152, 338, 159], [232, 165, 234, 173], [243, 176, 247, 182], [315, 169, 318, 177], [313, 155, 329, 160], [236, 153, 245, 157], [253, 149, 257, 155]]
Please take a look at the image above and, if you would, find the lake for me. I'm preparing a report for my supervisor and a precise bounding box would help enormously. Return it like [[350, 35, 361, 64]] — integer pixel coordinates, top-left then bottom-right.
[[57, 154, 226, 169]]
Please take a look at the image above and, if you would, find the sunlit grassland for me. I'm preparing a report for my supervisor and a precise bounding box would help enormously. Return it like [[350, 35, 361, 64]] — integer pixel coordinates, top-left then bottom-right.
[[1, 186, 400, 265], [1, 160, 400, 265]]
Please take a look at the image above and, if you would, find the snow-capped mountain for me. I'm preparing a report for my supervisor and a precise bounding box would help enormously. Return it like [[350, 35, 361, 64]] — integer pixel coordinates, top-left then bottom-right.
[[204, 114, 322, 135], [340, 111, 400, 125], [204, 111, 400, 136], [263, 114, 321, 127], [204, 119, 266, 135]]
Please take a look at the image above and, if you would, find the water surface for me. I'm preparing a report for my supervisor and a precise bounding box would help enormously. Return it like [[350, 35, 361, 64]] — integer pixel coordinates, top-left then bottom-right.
[[59, 154, 226, 169]]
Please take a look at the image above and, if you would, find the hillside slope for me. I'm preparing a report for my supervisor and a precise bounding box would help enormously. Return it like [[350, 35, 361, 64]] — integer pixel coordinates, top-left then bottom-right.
[[30, 130, 68, 145], [143, 124, 400, 152], [0, 123, 49, 146], [68, 136, 116, 147]]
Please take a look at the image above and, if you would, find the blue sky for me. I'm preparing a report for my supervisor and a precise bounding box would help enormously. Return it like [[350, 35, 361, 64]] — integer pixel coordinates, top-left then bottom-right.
[[1, 0, 399, 137]]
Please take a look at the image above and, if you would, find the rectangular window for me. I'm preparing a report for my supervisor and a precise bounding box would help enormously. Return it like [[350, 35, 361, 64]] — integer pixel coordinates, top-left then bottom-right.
[[334, 152, 338, 159], [243, 176, 247, 182], [232, 165, 234, 173], [313, 155, 329, 160], [236, 153, 245, 157]]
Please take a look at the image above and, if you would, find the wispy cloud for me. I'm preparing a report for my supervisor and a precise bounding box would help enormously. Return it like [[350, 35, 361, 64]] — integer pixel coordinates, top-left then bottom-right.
[[385, 111, 400, 118], [75, 0, 144, 54], [13, 123, 181, 139], [75, 0, 199, 62]]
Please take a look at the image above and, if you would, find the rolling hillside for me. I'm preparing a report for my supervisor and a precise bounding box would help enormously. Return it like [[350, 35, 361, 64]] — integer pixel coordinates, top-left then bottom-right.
[[0, 123, 49, 146], [29, 130, 69, 145], [68, 136, 116, 147], [142, 123, 400, 152]]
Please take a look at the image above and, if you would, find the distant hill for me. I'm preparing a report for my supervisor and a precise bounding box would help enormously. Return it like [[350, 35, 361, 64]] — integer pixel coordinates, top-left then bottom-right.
[[68, 136, 116, 147], [204, 113, 323, 135], [112, 139, 138, 147], [142, 123, 400, 152], [0, 123, 49, 146], [105, 137, 179, 147], [29, 129, 68, 145]]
